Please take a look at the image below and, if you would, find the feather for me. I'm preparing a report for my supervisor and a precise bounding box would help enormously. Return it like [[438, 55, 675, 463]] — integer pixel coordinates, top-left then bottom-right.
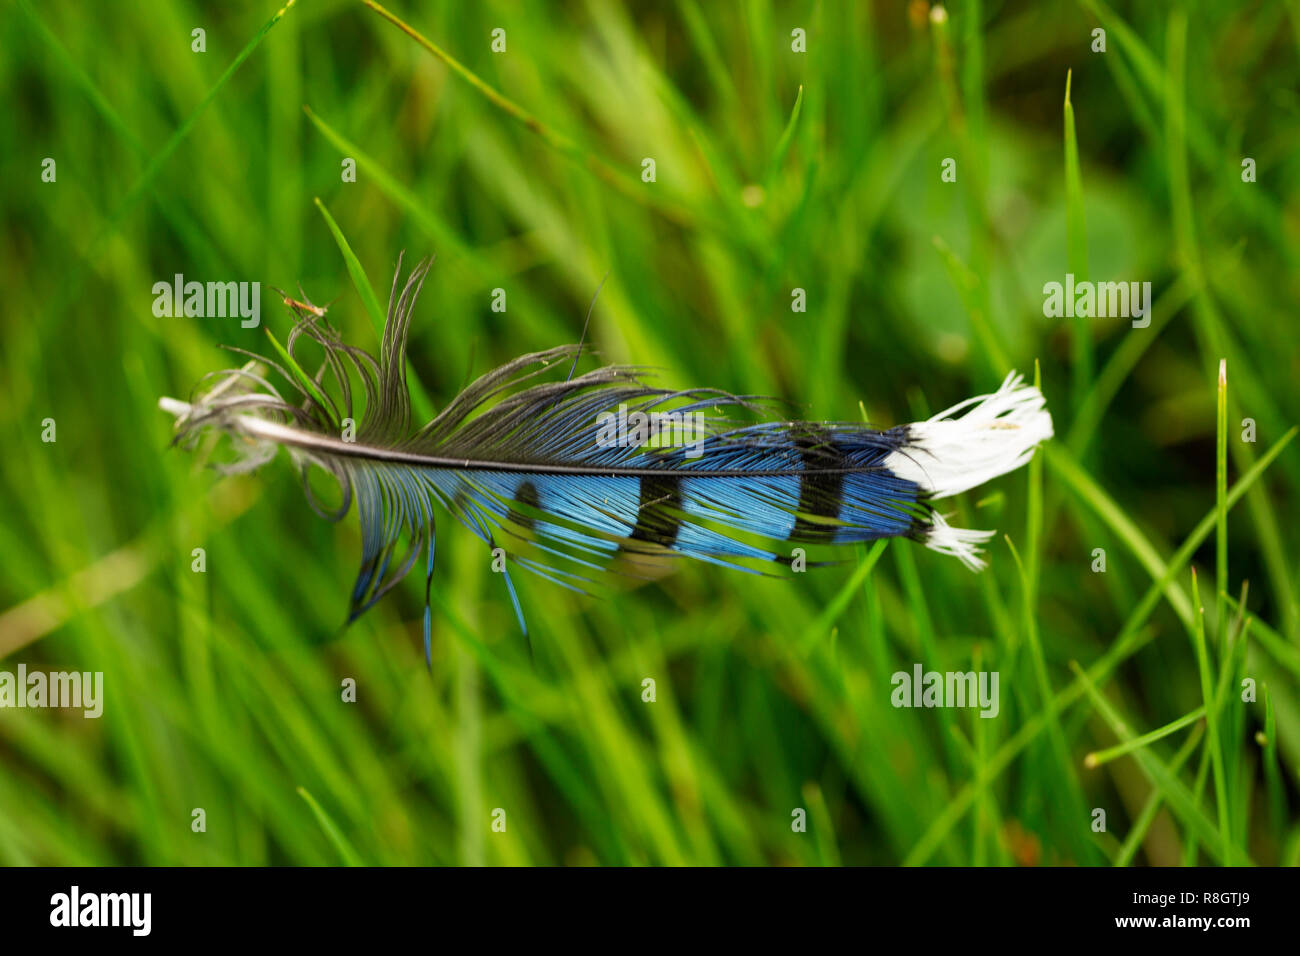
[[159, 255, 1053, 660]]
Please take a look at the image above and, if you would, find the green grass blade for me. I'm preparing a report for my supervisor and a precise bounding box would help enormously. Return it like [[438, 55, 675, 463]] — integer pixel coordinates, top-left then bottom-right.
[[1063, 70, 1092, 414], [312, 197, 436, 422], [1069, 660, 1244, 865], [1086, 706, 1205, 769], [362, 0, 699, 229], [764, 85, 804, 184], [1190, 569, 1233, 864], [297, 787, 364, 866], [314, 198, 385, 335], [263, 327, 335, 419], [1113, 723, 1204, 866], [1216, 359, 1228, 643]]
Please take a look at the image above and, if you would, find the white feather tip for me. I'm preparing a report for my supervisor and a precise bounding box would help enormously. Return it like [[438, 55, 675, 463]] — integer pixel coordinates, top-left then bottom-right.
[[922, 511, 994, 572], [885, 371, 1053, 499]]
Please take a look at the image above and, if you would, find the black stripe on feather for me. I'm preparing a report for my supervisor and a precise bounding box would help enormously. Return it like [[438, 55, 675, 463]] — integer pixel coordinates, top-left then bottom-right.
[[509, 480, 541, 531], [627, 474, 683, 548], [790, 426, 845, 540]]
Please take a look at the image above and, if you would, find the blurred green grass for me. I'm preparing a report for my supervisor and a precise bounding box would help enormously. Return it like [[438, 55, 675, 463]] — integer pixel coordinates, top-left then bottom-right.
[[2, 0, 1299, 865]]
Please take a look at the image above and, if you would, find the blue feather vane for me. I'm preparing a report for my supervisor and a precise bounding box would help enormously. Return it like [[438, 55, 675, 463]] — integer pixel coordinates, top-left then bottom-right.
[[159, 257, 1053, 660]]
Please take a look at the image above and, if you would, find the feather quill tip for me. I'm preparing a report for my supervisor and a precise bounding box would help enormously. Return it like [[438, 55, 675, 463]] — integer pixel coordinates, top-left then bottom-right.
[[158, 396, 193, 421]]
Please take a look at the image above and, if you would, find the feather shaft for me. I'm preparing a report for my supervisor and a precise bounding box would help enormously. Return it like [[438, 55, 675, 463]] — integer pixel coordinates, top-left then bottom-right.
[[158, 396, 911, 480]]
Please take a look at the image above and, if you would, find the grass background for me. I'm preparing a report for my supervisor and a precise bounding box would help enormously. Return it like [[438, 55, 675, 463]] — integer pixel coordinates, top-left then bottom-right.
[[2, 0, 1299, 866]]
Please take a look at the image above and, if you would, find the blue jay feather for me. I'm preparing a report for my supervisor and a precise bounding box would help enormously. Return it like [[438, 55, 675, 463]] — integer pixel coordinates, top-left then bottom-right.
[[159, 256, 1053, 659]]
